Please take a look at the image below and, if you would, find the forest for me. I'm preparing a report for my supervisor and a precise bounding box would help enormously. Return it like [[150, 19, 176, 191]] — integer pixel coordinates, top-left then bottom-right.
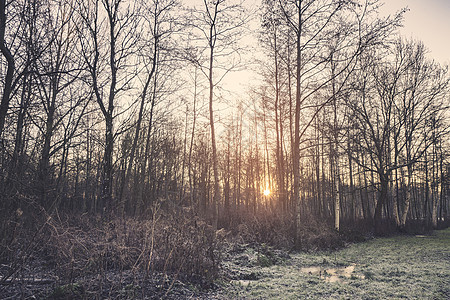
[[0, 0, 449, 298]]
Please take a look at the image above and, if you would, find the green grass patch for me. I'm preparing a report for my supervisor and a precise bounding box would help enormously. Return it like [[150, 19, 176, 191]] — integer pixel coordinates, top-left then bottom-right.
[[215, 228, 450, 299]]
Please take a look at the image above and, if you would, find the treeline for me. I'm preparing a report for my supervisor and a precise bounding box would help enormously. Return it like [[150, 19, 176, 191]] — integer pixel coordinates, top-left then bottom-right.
[[255, 0, 450, 237], [1, 0, 449, 247]]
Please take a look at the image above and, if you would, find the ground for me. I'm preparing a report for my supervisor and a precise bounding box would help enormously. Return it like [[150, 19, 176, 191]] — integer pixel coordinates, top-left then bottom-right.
[[208, 228, 450, 299], [1, 228, 449, 299]]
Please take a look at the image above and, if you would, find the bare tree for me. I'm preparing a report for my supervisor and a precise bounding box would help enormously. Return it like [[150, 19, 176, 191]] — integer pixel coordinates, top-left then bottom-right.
[[187, 0, 247, 227], [32, 0, 88, 208], [117, 0, 179, 213], [0, 0, 15, 138], [76, 0, 139, 211], [348, 39, 449, 233], [273, 0, 403, 241]]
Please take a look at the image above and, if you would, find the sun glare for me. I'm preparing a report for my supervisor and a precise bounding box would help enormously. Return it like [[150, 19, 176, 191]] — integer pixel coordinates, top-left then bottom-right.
[[263, 189, 271, 196]]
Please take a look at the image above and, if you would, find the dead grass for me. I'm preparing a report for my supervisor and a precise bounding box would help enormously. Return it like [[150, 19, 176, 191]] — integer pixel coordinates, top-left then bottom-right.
[[0, 203, 223, 298], [3, 201, 435, 299], [230, 210, 352, 251]]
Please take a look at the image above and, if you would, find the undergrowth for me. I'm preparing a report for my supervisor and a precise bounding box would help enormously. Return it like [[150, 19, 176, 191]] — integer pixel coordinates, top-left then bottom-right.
[[0, 202, 222, 298], [1, 199, 442, 298]]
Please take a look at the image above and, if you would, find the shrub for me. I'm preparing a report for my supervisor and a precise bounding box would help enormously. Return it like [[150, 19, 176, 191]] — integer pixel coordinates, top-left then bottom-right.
[[44, 206, 222, 290]]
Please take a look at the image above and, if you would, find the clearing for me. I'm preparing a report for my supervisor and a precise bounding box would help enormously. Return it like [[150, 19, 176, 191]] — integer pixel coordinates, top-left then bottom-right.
[[209, 228, 450, 299]]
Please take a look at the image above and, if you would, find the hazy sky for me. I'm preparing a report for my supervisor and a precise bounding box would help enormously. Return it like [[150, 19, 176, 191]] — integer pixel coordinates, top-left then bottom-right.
[[217, 0, 450, 99], [380, 0, 450, 64]]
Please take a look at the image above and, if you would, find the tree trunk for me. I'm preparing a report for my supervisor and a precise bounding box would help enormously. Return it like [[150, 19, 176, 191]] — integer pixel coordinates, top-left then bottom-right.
[[119, 35, 158, 213], [400, 164, 412, 229], [374, 171, 389, 235], [332, 150, 340, 231], [0, 0, 15, 138], [209, 44, 219, 229], [431, 144, 438, 228], [347, 136, 355, 221], [293, 0, 302, 248], [188, 68, 198, 208], [10, 75, 30, 183], [39, 104, 55, 207], [101, 114, 114, 211]]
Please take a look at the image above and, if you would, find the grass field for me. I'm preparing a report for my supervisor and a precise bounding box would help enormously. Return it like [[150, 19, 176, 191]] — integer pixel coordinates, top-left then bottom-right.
[[212, 228, 450, 299]]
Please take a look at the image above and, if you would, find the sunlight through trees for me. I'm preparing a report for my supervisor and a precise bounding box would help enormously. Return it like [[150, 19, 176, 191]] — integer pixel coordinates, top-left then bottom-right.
[[1, 0, 449, 248]]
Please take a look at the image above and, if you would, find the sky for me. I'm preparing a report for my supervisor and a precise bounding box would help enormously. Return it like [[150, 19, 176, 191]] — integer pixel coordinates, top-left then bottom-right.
[[180, 0, 450, 122], [181, 0, 450, 139], [218, 0, 450, 100], [380, 0, 450, 65]]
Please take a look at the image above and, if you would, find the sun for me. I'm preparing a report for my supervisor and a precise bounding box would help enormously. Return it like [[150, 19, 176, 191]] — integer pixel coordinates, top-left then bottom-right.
[[263, 189, 271, 196]]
